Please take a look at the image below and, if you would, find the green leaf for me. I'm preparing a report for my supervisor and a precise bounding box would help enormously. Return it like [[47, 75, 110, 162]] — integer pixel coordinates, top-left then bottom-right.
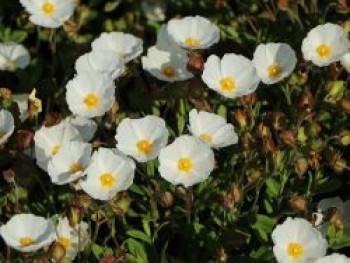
[[124, 239, 149, 263], [266, 178, 280, 198], [126, 230, 152, 244], [251, 215, 275, 242], [91, 244, 104, 259]]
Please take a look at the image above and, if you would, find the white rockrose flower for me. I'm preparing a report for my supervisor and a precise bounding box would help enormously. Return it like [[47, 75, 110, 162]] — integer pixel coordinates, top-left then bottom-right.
[[158, 135, 215, 187], [202, 54, 260, 99], [340, 53, 350, 73], [0, 109, 15, 145], [12, 94, 29, 122], [66, 73, 115, 118], [253, 43, 297, 84], [302, 23, 350, 67], [188, 109, 238, 148], [115, 115, 168, 163], [315, 253, 350, 263], [0, 214, 56, 252], [63, 116, 97, 142], [80, 148, 135, 201], [0, 42, 30, 71], [19, 0, 75, 28]]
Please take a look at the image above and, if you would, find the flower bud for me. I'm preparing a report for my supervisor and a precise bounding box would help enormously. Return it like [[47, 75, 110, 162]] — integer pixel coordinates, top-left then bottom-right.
[[295, 158, 308, 177], [272, 150, 284, 171], [187, 51, 204, 74], [308, 151, 321, 171], [159, 191, 174, 208], [63, 19, 80, 36], [3, 169, 16, 183], [309, 122, 321, 136], [297, 126, 308, 144], [239, 93, 257, 105], [216, 246, 228, 262], [67, 204, 84, 228], [297, 89, 314, 119], [215, 0, 227, 8], [49, 242, 66, 262], [325, 81, 345, 103], [44, 112, 61, 127], [109, 192, 132, 217], [33, 257, 50, 263], [100, 255, 117, 263], [339, 130, 350, 146], [280, 130, 295, 146], [16, 130, 34, 151], [339, 99, 350, 112], [28, 89, 42, 119], [234, 109, 248, 128], [262, 134, 277, 153], [75, 193, 92, 209], [107, 100, 120, 125], [258, 122, 271, 137], [330, 151, 346, 174], [290, 196, 307, 213], [241, 132, 253, 149], [277, 0, 289, 10]]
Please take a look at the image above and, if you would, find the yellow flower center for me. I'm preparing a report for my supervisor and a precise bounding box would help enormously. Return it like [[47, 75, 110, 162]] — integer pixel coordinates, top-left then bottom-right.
[[69, 163, 84, 173], [178, 158, 193, 173], [84, 94, 100, 110], [268, 64, 282, 78], [20, 237, 35, 247], [287, 242, 304, 259], [52, 144, 61, 156], [185, 37, 201, 47], [137, 140, 153, 155], [200, 133, 213, 144], [58, 237, 71, 249], [42, 2, 56, 16], [220, 77, 236, 93], [316, 44, 330, 58], [162, 66, 176, 79], [99, 173, 116, 189]]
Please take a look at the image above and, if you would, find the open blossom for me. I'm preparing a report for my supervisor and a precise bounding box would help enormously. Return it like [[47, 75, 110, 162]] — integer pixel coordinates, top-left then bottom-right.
[[0, 42, 30, 71], [0, 214, 56, 252], [158, 135, 215, 187], [302, 23, 350, 67], [34, 121, 82, 171], [115, 115, 168, 162], [19, 0, 75, 28], [75, 51, 124, 79], [92, 32, 143, 63], [55, 217, 89, 260], [0, 109, 15, 145], [12, 94, 29, 122], [202, 54, 260, 99], [315, 253, 349, 263], [47, 141, 92, 185], [80, 148, 135, 201], [167, 16, 220, 50], [66, 73, 115, 118], [188, 109, 238, 148], [142, 46, 193, 82], [253, 43, 297, 84], [340, 53, 350, 73], [156, 25, 185, 53], [272, 217, 327, 263], [63, 116, 97, 142]]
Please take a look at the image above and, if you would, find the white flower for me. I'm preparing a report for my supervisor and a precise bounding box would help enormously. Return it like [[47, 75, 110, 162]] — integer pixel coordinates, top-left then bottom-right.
[[302, 23, 350, 67], [47, 141, 92, 185], [66, 73, 115, 118], [12, 94, 29, 122], [142, 46, 193, 82], [0, 109, 15, 145], [340, 53, 350, 73], [188, 109, 238, 148], [63, 116, 97, 142], [0, 42, 30, 71], [315, 197, 350, 235], [158, 135, 215, 187], [75, 51, 124, 79], [141, 0, 166, 22], [19, 0, 75, 28], [202, 54, 260, 99], [253, 43, 297, 84], [167, 16, 220, 50], [315, 253, 350, 263], [55, 217, 89, 260], [0, 214, 56, 252], [92, 32, 143, 63], [115, 115, 168, 163], [80, 148, 135, 201], [34, 121, 82, 171], [272, 217, 328, 263], [156, 25, 184, 53]]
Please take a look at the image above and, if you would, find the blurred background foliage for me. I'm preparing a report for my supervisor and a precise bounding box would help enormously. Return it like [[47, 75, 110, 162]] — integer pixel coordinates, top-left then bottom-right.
[[0, 0, 350, 262]]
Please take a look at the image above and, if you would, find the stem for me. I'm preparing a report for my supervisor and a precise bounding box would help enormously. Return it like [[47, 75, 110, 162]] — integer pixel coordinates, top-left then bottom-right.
[[185, 187, 193, 224]]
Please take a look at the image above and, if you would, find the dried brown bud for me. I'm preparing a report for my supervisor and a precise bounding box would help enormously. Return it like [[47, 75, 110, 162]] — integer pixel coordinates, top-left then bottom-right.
[[33, 257, 50, 263], [100, 255, 117, 263], [44, 112, 61, 127], [159, 191, 174, 208], [3, 169, 16, 183], [107, 100, 120, 125], [49, 242, 66, 262], [75, 192, 92, 209], [262, 134, 277, 153], [290, 196, 307, 213], [67, 204, 84, 228], [295, 158, 308, 177], [277, 0, 289, 10], [267, 112, 286, 131], [330, 151, 346, 174], [258, 122, 271, 137], [280, 130, 295, 146], [239, 93, 258, 105], [187, 51, 204, 74], [234, 109, 248, 128], [297, 89, 315, 120], [16, 130, 34, 151], [241, 132, 253, 149], [308, 151, 322, 171], [0, 88, 12, 99], [215, 0, 227, 8], [63, 19, 80, 36], [216, 246, 228, 262], [339, 99, 350, 112]]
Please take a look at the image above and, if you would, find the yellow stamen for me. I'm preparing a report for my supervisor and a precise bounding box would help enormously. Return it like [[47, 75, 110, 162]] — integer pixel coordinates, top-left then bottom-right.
[[84, 94, 100, 110], [287, 242, 303, 259], [20, 237, 35, 247], [58, 237, 71, 249], [52, 144, 61, 156], [178, 158, 193, 173], [316, 44, 330, 58], [185, 38, 201, 47], [220, 77, 236, 93], [99, 173, 116, 189], [162, 66, 176, 79], [137, 140, 153, 155], [200, 133, 213, 144], [69, 163, 84, 174], [268, 64, 282, 78], [42, 2, 56, 16]]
